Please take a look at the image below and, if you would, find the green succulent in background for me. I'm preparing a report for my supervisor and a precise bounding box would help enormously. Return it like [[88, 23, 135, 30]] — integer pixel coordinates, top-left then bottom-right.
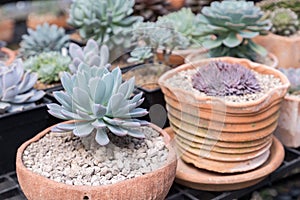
[[278, 68, 300, 95], [0, 59, 45, 114], [197, 0, 271, 61], [68, 0, 143, 51], [69, 39, 110, 74], [19, 23, 69, 59], [269, 8, 299, 36], [24, 52, 71, 84], [129, 20, 189, 64], [127, 47, 153, 63], [47, 63, 149, 146], [257, 0, 300, 18], [157, 8, 206, 48]]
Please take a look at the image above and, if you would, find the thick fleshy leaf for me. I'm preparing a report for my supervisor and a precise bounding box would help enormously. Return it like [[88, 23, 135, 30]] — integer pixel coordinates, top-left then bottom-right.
[[88, 78, 106, 104], [95, 128, 109, 145], [73, 122, 94, 137], [61, 109, 84, 120], [53, 91, 72, 110], [2, 86, 18, 101], [223, 32, 242, 48], [118, 77, 135, 99], [106, 124, 128, 136], [92, 104, 106, 117], [18, 72, 38, 94], [100, 45, 109, 67], [125, 128, 145, 138], [55, 123, 76, 131], [91, 119, 106, 128], [202, 38, 223, 49], [0, 102, 10, 113], [72, 87, 91, 112]]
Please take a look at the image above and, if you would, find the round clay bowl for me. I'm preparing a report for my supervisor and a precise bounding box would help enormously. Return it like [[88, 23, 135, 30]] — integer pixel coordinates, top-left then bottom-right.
[[176, 137, 272, 162], [168, 126, 272, 149], [16, 122, 177, 200], [176, 144, 270, 173], [165, 96, 282, 124], [174, 136, 284, 191], [158, 57, 289, 114], [169, 115, 277, 142], [167, 104, 280, 133], [175, 133, 273, 154]]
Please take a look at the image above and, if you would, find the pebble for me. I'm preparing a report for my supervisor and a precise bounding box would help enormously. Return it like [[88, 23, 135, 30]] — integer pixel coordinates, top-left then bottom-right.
[[22, 126, 169, 186]]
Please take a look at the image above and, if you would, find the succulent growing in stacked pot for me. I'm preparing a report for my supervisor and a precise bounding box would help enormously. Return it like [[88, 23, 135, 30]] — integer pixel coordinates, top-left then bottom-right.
[[158, 57, 289, 173], [274, 68, 300, 147], [187, 0, 278, 67], [253, 0, 300, 68], [19, 23, 69, 59], [16, 47, 177, 200], [0, 59, 45, 114]]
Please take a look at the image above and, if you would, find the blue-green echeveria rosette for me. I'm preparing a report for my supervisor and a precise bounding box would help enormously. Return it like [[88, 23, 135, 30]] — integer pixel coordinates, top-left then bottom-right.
[[47, 63, 149, 146], [0, 59, 45, 113]]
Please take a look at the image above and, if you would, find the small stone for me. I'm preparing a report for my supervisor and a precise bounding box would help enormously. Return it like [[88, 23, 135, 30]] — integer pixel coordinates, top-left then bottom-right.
[[117, 160, 124, 169]]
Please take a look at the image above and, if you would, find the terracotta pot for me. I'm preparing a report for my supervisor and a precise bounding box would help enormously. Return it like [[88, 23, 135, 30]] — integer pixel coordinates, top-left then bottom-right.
[[0, 19, 15, 42], [1, 47, 16, 65], [158, 57, 289, 172], [185, 50, 279, 69], [167, 0, 185, 10], [274, 95, 300, 147], [253, 33, 300, 68], [156, 48, 205, 67], [16, 122, 177, 200]]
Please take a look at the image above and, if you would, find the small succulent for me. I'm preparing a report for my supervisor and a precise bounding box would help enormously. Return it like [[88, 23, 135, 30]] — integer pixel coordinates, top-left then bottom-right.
[[69, 39, 110, 74], [157, 8, 206, 47], [24, 52, 71, 84], [270, 8, 299, 36], [47, 63, 149, 146], [68, 0, 142, 50], [192, 61, 261, 96], [278, 68, 300, 94], [257, 0, 300, 18], [197, 0, 271, 61], [133, 0, 171, 22], [0, 59, 45, 113], [127, 46, 153, 63], [129, 20, 189, 64], [19, 23, 69, 58]]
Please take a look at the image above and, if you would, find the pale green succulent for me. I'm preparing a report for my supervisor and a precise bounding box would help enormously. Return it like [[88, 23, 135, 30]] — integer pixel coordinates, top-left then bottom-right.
[[47, 64, 149, 146], [257, 0, 300, 18], [127, 47, 153, 63], [69, 39, 110, 74], [68, 0, 143, 50], [24, 52, 71, 84], [197, 0, 271, 61], [19, 23, 69, 58], [270, 8, 299, 36], [0, 59, 45, 114], [157, 8, 206, 47]]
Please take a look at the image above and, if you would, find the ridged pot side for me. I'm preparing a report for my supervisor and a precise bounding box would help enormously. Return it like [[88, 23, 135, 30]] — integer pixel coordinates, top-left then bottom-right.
[[16, 122, 177, 200], [253, 33, 300, 68], [274, 95, 300, 148], [158, 57, 289, 113]]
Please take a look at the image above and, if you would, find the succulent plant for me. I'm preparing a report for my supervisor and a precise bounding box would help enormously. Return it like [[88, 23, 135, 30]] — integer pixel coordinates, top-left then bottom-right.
[[127, 46, 153, 63], [257, 0, 300, 18], [0, 59, 45, 113], [192, 61, 261, 96], [269, 8, 299, 36], [184, 0, 215, 14], [278, 68, 300, 94], [130, 20, 189, 63], [24, 52, 71, 84], [47, 63, 149, 146], [19, 23, 69, 58], [133, 0, 171, 22], [197, 0, 271, 61], [69, 39, 110, 74], [157, 8, 206, 47], [68, 0, 142, 50]]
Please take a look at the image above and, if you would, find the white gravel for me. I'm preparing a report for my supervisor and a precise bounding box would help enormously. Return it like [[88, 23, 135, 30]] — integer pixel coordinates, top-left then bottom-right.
[[22, 126, 169, 186]]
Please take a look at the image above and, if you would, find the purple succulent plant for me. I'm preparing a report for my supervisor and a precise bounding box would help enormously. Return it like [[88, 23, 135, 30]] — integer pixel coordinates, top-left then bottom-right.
[[192, 61, 261, 96]]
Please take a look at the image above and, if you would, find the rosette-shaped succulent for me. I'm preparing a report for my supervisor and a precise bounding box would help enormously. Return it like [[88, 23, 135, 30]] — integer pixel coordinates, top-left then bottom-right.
[[270, 8, 299, 36], [19, 23, 69, 58], [68, 39, 110, 73], [257, 0, 300, 17], [68, 0, 142, 49], [24, 52, 71, 84], [192, 61, 261, 96], [47, 63, 149, 146], [157, 8, 206, 47], [197, 0, 271, 61], [278, 68, 300, 94], [0, 59, 45, 113]]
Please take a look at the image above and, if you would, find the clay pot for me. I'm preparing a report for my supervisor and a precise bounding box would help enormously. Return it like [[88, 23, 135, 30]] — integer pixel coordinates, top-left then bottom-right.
[[158, 57, 289, 173], [167, 0, 185, 10], [1, 47, 16, 65], [185, 49, 279, 68], [16, 122, 177, 200], [274, 95, 300, 147], [0, 19, 15, 42], [253, 33, 300, 68]]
